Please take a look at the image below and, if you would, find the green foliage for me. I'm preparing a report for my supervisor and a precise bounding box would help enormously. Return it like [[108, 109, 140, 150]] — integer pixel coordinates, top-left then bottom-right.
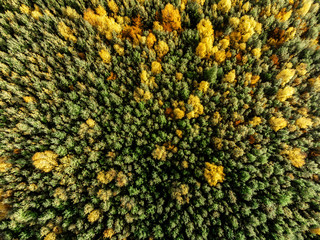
[[0, 0, 320, 240]]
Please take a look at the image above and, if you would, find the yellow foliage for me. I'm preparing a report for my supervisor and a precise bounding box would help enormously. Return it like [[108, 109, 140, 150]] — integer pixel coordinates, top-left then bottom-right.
[[133, 87, 153, 102], [196, 42, 208, 59], [309, 76, 320, 92], [161, 3, 182, 31], [276, 86, 295, 102], [252, 48, 261, 59], [0, 157, 11, 173], [95, 5, 107, 16], [31, 5, 43, 20], [176, 129, 183, 138], [154, 41, 169, 58], [153, 21, 164, 31], [86, 118, 96, 128], [242, 1, 251, 12], [296, 117, 313, 129], [249, 116, 262, 127], [310, 228, 320, 235], [250, 75, 260, 85], [88, 209, 100, 223], [97, 169, 117, 184], [151, 61, 162, 74], [172, 183, 190, 204], [198, 81, 210, 92], [276, 69, 295, 86], [215, 50, 226, 63], [97, 189, 112, 202], [64, 6, 80, 18], [212, 112, 222, 125], [104, 228, 115, 238], [83, 6, 122, 40], [173, 108, 185, 119], [197, 19, 214, 39], [99, 49, 111, 64], [116, 171, 128, 187], [175, 72, 183, 80], [44, 233, 56, 240], [223, 69, 236, 83], [229, 17, 240, 28], [107, 0, 119, 13], [58, 22, 77, 42], [296, 63, 308, 76], [140, 70, 157, 88], [32, 151, 58, 172], [269, 116, 287, 132], [186, 95, 204, 119], [146, 32, 157, 48], [192, 0, 205, 5], [217, 0, 232, 13], [204, 162, 225, 187], [281, 147, 306, 168], [0, 201, 9, 220], [219, 38, 229, 49], [297, 0, 313, 16], [276, 8, 292, 22], [238, 15, 262, 42], [152, 145, 167, 161], [54, 187, 68, 201], [23, 96, 35, 103], [196, 19, 215, 58], [113, 44, 125, 56], [20, 4, 30, 14]]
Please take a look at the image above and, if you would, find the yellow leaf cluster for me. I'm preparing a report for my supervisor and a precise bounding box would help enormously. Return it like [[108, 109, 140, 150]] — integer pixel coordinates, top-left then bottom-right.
[[146, 33, 157, 48], [154, 41, 169, 58], [23, 96, 36, 103], [173, 108, 185, 119], [113, 44, 125, 56], [281, 147, 306, 168], [0, 157, 12, 173], [88, 209, 101, 223], [86, 118, 96, 128], [276, 86, 295, 102], [269, 117, 287, 132], [161, 3, 181, 32], [99, 49, 111, 64], [32, 151, 58, 172], [133, 87, 153, 102], [310, 228, 320, 235], [20, 4, 43, 20], [196, 19, 214, 59], [249, 116, 262, 127], [152, 145, 167, 161], [107, 0, 119, 13], [276, 8, 292, 22], [97, 168, 117, 184], [151, 61, 162, 75], [83, 5, 122, 40], [140, 70, 157, 88], [44, 233, 57, 240], [238, 15, 262, 42], [296, 117, 313, 129], [276, 69, 296, 86], [198, 81, 210, 92], [204, 162, 225, 187], [58, 22, 77, 42], [186, 95, 204, 119], [104, 228, 115, 238], [217, 0, 232, 13], [223, 69, 236, 83], [309, 75, 320, 92]]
